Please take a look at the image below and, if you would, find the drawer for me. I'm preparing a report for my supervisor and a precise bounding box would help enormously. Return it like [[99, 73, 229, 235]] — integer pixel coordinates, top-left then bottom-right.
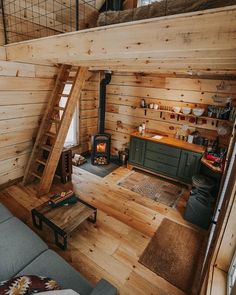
[[146, 141, 181, 158], [144, 159, 178, 176], [145, 150, 179, 167]]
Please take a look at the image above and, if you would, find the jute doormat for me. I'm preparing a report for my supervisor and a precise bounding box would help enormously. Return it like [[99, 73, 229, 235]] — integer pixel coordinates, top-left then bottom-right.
[[117, 170, 184, 207], [139, 218, 206, 294]]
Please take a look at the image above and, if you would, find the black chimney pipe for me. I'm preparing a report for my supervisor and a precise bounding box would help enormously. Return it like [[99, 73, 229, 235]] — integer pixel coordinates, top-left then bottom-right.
[[99, 71, 112, 134]]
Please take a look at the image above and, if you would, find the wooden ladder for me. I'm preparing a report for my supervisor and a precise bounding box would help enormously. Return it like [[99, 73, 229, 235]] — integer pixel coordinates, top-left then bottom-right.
[[23, 65, 88, 196]]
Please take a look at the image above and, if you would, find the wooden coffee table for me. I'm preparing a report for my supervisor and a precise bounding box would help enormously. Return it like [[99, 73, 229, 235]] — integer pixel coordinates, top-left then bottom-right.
[[31, 196, 97, 250]]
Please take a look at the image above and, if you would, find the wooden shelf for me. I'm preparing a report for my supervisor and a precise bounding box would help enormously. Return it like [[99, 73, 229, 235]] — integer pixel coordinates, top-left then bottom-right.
[[140, 107, 233, 125]]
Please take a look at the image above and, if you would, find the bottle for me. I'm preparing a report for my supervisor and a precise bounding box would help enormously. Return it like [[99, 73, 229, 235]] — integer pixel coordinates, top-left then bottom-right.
[[212, 137, 219, 153], [142, 122, 146, 132], [138, 125, 143, 134], [175, 130, 179, 139], [140, 99, 146, 108]]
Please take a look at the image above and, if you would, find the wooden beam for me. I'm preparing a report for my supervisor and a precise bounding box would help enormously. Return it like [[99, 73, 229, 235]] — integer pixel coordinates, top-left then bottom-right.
[[5, 6, 236, 74]]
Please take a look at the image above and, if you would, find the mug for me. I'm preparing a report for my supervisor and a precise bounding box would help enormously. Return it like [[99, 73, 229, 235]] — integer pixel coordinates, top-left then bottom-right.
[[149, 103, 154, 109], [154, 104, 159, 110]]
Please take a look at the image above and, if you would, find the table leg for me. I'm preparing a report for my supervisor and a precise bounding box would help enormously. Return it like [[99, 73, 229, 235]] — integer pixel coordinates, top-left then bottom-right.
[[88, 210, 97, 224], [32, 212, 43, 230], [54, 231, 67, 250]]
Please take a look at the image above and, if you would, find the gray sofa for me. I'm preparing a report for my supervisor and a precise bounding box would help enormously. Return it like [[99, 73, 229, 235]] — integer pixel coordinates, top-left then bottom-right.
[[0, 203, 117, 295]]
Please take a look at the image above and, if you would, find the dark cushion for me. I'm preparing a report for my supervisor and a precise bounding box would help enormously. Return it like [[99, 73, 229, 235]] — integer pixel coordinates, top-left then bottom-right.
[[90, 279, 118, 295], [0, 217, 48, 281]]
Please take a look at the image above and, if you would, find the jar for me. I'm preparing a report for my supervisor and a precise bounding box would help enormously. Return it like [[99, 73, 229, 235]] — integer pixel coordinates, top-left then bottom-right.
[[149, 103, 154, 109], [154, 103, 159, 110]]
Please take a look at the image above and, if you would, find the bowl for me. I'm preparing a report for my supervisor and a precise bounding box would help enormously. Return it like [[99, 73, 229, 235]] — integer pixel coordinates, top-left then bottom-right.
[[192, 108, 205, 117], [173, 106, 181, 113], [182, 107, 191, 115]]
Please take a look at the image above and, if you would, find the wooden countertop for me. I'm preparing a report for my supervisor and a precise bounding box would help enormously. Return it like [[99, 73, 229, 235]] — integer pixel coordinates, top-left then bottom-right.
[[201, 157, 223, 173], [131, 131, 205, 154]]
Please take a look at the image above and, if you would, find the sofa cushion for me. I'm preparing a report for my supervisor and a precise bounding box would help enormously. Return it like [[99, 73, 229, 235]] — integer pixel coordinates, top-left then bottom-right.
[[0, 275, 61, 294], [0, 203, 13, 224], [0, 217, 48, 281], [16, 250, 93, 295], [37, 290, 80, 295], [90, 279, 117, 295]]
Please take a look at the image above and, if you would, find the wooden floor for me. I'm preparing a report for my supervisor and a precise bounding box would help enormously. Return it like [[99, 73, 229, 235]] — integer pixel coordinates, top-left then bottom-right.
[[0, 166, 205, 295]]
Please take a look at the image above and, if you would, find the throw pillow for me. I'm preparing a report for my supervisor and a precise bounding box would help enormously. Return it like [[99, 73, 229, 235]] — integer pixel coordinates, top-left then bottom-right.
[[0, 275, 61, 295]]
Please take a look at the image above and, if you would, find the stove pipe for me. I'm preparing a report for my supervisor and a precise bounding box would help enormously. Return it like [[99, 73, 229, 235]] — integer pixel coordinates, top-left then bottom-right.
[[99, 71, 112, 134]]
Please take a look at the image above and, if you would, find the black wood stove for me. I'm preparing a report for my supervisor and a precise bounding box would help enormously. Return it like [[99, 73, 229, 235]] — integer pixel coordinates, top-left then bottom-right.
[[91, 72, 112, 165], [91, 133, 111, 165]]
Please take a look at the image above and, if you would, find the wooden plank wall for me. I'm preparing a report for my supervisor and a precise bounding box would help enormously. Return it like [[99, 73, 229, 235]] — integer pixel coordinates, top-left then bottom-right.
[[0, 59, 58, 186], [105, 72, 236, 154], [0, 60, 99, 187], [0, 17, 59, 187], [79, 71, 99, 153]]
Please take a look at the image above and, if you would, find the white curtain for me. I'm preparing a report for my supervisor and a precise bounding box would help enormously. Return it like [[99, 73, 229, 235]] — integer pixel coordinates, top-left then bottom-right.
[[59, 84, 78, 147]]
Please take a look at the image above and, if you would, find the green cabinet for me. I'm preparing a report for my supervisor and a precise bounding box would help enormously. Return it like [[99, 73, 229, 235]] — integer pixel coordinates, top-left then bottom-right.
[[129, 136, 203, 184], [177, 150, 202, 183], [129, 137, 146, 166], [144, 141, 180, 177]]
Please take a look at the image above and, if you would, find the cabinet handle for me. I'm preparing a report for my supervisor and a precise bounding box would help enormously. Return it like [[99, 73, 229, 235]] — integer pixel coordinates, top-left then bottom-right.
[[135, 148, 139, 152]]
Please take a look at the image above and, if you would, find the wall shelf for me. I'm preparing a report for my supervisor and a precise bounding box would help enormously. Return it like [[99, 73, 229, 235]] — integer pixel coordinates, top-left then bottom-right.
[[139, 107, 234, 126]]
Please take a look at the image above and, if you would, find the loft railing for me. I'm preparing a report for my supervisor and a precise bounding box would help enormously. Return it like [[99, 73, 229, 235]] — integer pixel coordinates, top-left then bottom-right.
[[0, 0, 100, 44]]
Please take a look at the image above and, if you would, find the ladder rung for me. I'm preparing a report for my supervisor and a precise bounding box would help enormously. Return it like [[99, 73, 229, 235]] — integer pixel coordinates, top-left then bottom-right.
[[58, 94, 69, 97], [36, 159, 47, 165], [31, 172, 42, 179], [45, 132, 56, 138], [41, 144, 52, 152], [54, 106, 65, 111], [63, 81, 73, 85], [50, 118, 61, 123]]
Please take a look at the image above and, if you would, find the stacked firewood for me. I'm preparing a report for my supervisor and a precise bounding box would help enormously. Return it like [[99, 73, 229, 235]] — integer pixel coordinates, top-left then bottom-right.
[[94, 156, 108, 165]]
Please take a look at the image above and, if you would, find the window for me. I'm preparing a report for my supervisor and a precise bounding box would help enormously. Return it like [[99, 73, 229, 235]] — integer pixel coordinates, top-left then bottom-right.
[[228, 251, 236, 295], [137, 0, 160, 7], [59, 84, 79, 147]]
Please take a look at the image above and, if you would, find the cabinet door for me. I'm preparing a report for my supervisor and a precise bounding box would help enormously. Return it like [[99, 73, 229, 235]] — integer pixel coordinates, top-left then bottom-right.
[[129, 137, 146, 166], [178, 150, 202, 183]]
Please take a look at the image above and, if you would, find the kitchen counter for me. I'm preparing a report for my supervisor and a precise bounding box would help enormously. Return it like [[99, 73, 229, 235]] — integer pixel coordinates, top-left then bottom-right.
[[131, 131, 205, 154]]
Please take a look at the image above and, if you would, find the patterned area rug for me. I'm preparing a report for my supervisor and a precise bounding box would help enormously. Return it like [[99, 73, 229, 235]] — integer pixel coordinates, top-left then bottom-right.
[[118, 170, 184, 207]]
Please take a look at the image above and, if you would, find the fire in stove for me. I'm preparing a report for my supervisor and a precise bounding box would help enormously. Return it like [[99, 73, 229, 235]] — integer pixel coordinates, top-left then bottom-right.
[[91, 134, 111, 165], [96, 142, 106, 153]]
